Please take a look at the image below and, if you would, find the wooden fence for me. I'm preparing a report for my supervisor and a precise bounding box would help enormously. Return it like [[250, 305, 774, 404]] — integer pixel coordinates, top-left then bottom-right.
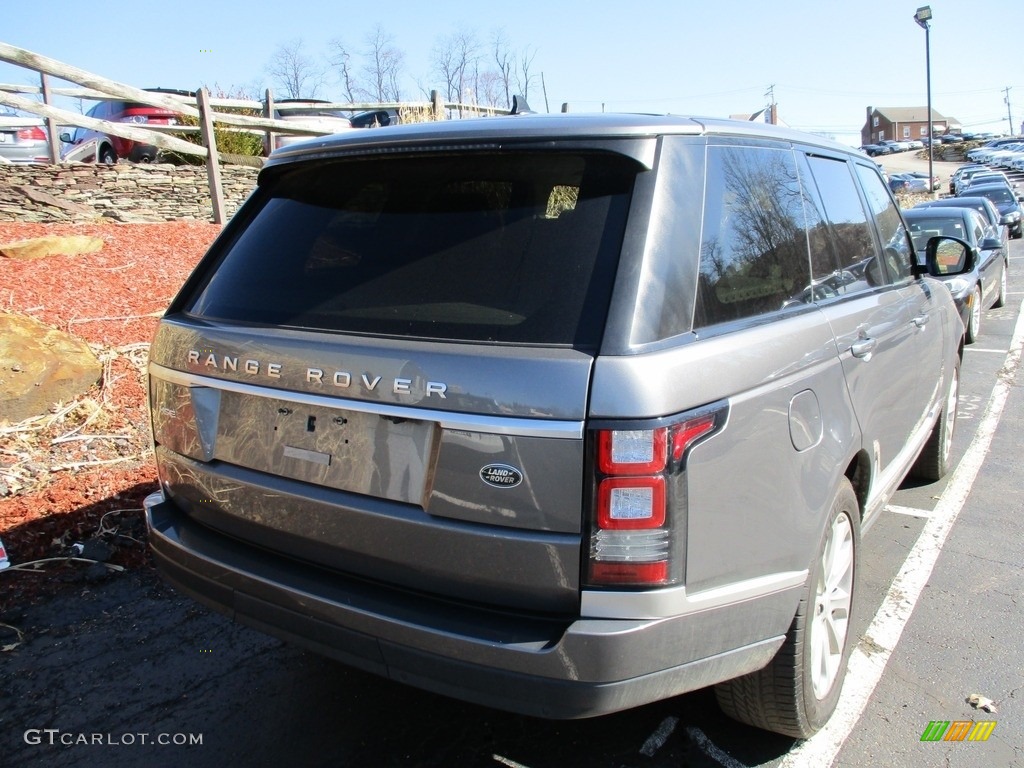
[[0, 42, 512, 223]]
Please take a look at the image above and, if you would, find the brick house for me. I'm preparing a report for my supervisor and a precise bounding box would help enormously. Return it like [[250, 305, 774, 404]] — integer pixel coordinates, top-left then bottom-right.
[[730, 104, 782, 125], [861, 106, 952, 145]]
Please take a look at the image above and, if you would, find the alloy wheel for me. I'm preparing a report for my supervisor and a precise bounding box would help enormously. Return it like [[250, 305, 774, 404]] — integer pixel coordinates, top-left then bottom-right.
[[810, 512, 854, 700]]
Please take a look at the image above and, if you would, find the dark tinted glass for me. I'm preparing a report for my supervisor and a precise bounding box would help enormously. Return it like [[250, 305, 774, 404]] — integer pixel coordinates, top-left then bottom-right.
[[854, 164, 913, 282], [973, 185, 1015, 205], [922, 199, 997, 227], [803, 155, 888, 288], [906, 213, 970, 250], [694, 146, 812, 328], [186, 152, 636, 348]]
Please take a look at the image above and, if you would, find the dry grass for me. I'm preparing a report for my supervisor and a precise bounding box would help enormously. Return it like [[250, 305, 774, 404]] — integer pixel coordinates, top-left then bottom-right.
[[0, 342, 151, 498]]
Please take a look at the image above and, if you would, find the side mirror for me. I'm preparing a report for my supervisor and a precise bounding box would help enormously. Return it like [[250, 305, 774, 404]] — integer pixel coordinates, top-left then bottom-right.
[[59, 132, 71, 143], [979, 237, 1003, 250], [917, 235, 976, 277]]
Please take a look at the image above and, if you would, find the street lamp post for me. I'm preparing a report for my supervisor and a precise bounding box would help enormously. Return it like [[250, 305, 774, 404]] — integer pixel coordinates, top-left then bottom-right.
[[915, 6, 934, 198]]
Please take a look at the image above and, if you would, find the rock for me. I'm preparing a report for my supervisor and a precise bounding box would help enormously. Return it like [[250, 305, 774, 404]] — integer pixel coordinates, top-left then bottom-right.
[[11, 185, 101, 219], [0, 313, 102, 424], [0, 235, 104, 260], [75, 540, 114, 562]]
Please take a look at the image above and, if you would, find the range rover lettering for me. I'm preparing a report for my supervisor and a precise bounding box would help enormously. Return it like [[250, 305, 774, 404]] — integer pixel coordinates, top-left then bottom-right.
[[145, 113, 969, 737]]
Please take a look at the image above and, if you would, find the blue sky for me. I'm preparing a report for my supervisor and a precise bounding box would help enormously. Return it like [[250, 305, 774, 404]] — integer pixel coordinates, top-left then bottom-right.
[[2, 0, 1021, 145]]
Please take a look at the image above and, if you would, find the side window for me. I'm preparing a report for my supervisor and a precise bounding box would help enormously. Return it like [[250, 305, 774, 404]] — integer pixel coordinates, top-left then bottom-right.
[[802, 155, 887, 290], [693, 145, 812, 328], [854, 164, 913, 282], [969, 211, 986, 243]]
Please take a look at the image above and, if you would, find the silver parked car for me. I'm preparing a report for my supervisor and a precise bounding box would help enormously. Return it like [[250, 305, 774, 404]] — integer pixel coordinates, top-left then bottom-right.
[[145, 114, 970, 738], [0, 108, 49, 164]]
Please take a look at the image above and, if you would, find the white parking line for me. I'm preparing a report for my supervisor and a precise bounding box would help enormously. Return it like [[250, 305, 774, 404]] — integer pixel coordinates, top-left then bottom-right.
[[492, 754, 531, 768], [640, 716, 678, 757], [684, 727, 749, 768], [782, 299, 1024, 767], [885, 505, 931, 519], [965, 347, 1010, 354]]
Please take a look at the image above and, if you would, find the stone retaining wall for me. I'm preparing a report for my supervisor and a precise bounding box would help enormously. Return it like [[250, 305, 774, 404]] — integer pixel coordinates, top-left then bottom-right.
[[0, 163, 260, 223]]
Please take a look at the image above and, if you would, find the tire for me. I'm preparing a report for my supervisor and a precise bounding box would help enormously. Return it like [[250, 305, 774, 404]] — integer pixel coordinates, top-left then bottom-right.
[[911, 362, 959, 482], [98, 145, 117, 165], [993, 262, 1008, 309], [965, 285, 982, 344], [715, 479, 859, 738]]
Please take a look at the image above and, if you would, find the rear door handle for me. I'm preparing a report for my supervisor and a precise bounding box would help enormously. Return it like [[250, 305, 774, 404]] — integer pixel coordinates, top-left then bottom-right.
[[912, 314, 928, 328], [851, 337, 877, 360]]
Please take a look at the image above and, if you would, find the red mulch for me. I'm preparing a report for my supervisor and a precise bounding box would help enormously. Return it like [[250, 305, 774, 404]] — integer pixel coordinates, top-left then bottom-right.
[[0, 221, 221, 611]]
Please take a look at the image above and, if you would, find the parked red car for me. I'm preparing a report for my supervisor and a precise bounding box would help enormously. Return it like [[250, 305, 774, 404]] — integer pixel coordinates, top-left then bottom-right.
[[60, 89, 189, 164]]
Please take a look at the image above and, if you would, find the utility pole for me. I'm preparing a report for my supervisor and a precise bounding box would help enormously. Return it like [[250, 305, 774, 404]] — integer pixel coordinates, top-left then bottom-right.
[[1004, 87, 1014, 136]]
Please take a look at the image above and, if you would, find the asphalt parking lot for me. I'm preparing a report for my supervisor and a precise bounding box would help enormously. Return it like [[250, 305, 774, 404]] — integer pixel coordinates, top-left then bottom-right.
[[3, 163, 1023, 768]]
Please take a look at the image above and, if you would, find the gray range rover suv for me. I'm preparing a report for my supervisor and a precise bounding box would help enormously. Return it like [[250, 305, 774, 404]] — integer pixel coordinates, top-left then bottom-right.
[[145, 113, 970, 737]]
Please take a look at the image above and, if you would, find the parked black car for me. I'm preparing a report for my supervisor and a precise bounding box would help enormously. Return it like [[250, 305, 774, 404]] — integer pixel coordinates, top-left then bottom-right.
[[915, 196, 1009, 250], [860, 144, 891, 156], [965, 183, 1024, 239], [904, 206, 1008, 343]]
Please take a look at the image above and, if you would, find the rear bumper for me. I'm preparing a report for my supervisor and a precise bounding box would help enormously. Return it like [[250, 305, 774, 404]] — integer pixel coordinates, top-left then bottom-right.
[[145, 490, 798, 718]]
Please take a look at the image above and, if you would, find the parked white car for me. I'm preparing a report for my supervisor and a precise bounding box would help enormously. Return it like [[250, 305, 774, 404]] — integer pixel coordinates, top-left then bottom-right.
[[968, 142, 1024, 164], [264, 99, 354, 154]]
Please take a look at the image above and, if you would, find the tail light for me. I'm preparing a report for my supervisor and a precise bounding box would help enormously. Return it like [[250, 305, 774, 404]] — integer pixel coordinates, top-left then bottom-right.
[[149, 376, 219, 462], [586, 406, 724, 588], [17, 126, 46, 140]]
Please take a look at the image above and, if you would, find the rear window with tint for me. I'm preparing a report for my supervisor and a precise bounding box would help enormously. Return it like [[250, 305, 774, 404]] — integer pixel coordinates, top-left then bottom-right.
[[185, 151, 637, 349]]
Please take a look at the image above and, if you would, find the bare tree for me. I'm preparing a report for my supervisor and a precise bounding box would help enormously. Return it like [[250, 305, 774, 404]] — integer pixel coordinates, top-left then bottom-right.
[[491, 30, 513, 109], [363, 25, 404, 102], [431, 37, 459, 105], [329, 39, 361, 103], [477, 71, 505, 110], [266, 38, 326, 99], [515, 45, 538, 102], [431, 29, 481, 113]]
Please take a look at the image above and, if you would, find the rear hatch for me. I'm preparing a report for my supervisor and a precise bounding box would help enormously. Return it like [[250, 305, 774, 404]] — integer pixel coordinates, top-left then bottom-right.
[[149, 142, 644, 616]]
